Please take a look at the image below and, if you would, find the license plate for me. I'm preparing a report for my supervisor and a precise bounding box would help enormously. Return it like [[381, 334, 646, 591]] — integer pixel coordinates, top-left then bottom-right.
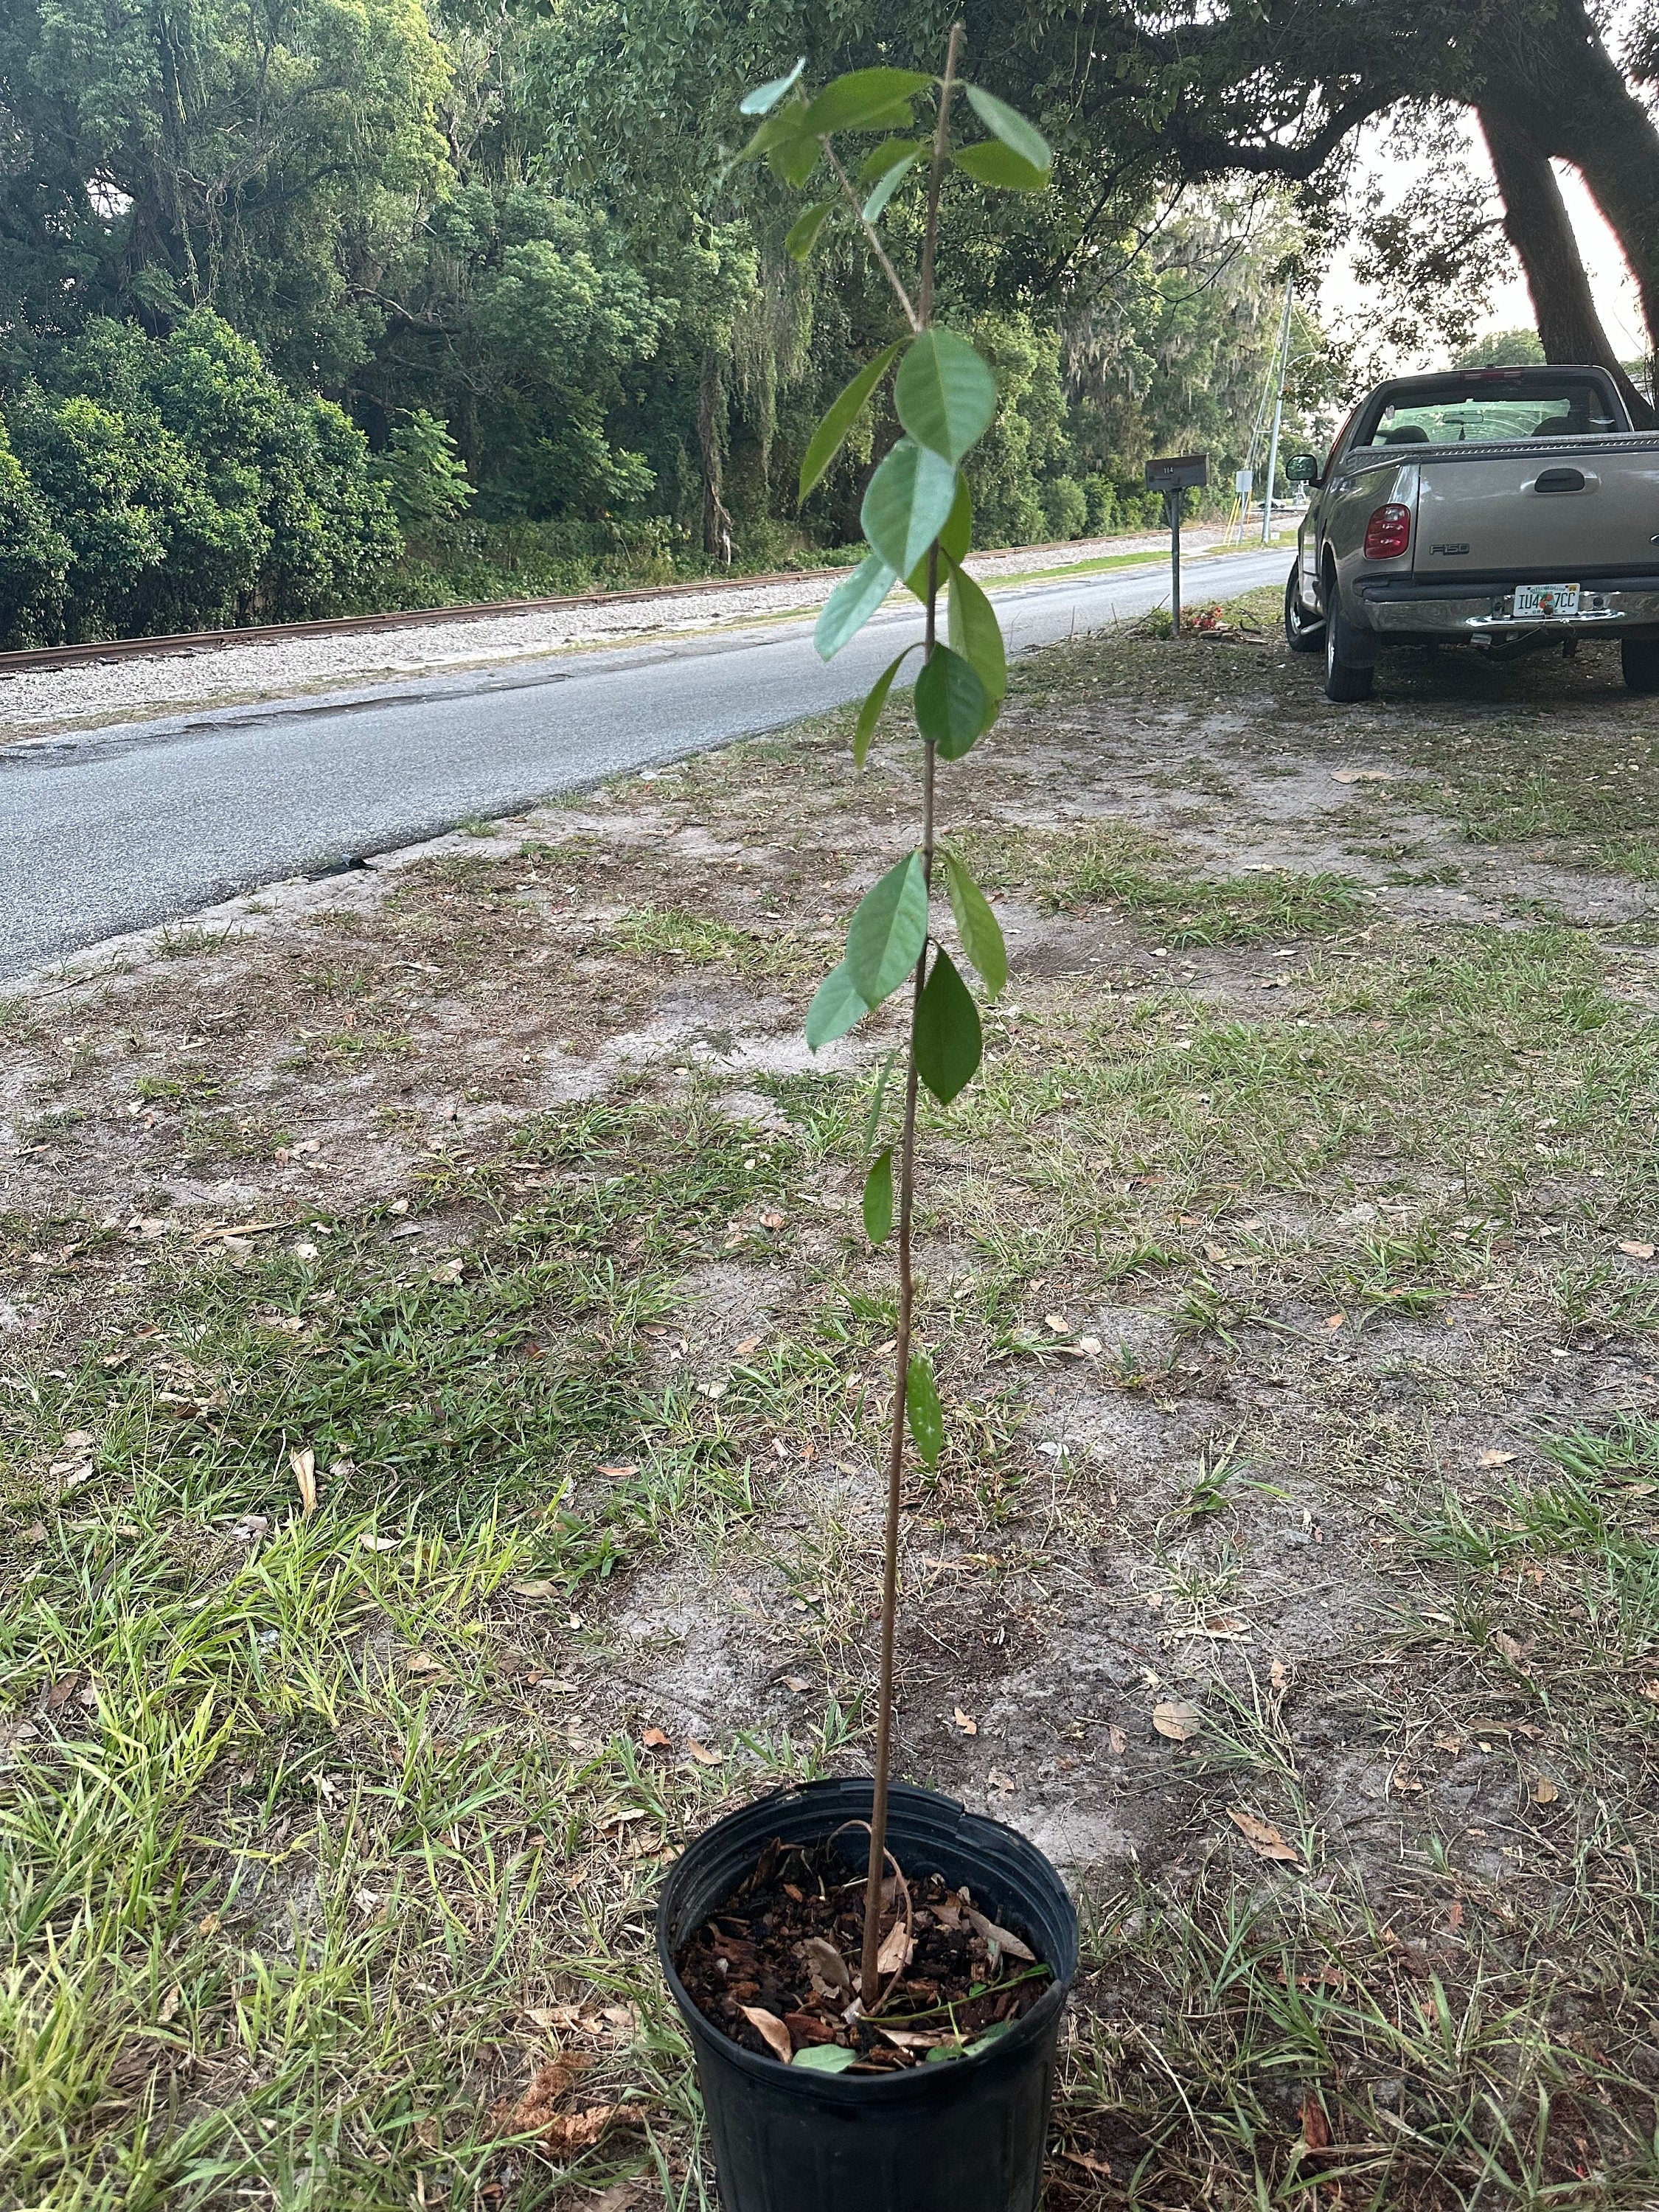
[[1512, 582, 1582, 618]]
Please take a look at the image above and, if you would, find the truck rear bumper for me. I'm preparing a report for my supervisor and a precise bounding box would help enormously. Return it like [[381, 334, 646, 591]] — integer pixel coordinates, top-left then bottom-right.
[[1352, 574, 1659, 641]]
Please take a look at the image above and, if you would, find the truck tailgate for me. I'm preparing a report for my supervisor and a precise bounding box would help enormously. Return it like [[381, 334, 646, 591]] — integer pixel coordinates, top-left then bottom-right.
[[1413, 437, 1659, 577]]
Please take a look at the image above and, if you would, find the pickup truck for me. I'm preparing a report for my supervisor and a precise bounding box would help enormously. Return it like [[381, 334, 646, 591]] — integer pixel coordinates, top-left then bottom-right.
[[1281, 365, 1659, 701]]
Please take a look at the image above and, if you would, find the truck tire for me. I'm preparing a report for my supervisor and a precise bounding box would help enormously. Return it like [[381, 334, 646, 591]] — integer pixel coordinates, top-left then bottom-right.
[[1323, 580, 1375, 703], [1623, 639, 1659, 695], [1284, 563, 1325, 653]]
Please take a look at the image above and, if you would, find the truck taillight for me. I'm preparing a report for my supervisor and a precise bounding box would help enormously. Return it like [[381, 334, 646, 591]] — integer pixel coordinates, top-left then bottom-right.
[[1363, 502, 1411, 560]]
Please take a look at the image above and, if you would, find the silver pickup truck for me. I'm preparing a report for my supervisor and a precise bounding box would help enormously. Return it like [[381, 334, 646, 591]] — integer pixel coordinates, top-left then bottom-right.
[[1282, 366, 1659, 701]]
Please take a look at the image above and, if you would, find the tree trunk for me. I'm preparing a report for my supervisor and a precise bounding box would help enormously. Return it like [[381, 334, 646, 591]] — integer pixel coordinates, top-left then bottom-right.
[[1478, 110, 1657, 425], [1473, 0, 1659, 361], [697, 347, 730, 561]]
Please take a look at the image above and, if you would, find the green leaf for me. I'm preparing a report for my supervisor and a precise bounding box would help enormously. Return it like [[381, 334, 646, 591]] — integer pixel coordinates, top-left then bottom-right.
[[854, 647, 917, 766], [740, 104, 809, 161], [964, 2017, 1020, 2057], [857, 136, 925, 189], [944, 552, 1006, 710], [860, 1044, 900, 1157], [801, 68, 932, 136], [914, 644, 988, 759], [861, 439, 959, 580], [914, 944, 981, 1104], [805, 961, 869, 1050], [792, 2042, 860, 2073], [846, 851, 928, 1009], [785, 200, 835, 260], [774, 131, 822, 187], [862, 153, 919, 223], [895, 330, 998, 463], [905, 1350, 944, 1467], [799, 342, 903, 502], [905, 473, 970, 599], [953, 142, 1049, 192], [740, 59, 805, 115], [814, 551, 897, 661], [962, 86, 1052, 171], [925, 2042, 967, 2063], [941, 849, 1007, 995], [863, 1146, 894, 1243]]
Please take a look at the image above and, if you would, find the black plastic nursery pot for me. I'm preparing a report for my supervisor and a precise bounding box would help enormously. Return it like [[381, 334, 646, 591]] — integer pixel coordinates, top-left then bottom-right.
[[656, 1777, 1079, 2212]]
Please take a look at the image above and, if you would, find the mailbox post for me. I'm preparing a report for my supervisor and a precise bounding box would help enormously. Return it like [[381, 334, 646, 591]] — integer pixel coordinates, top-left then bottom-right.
[[1144, 453, 1209, 635]]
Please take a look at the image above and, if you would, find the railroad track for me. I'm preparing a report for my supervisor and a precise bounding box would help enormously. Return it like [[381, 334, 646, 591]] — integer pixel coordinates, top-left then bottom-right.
[[0, 562, 854, 675]]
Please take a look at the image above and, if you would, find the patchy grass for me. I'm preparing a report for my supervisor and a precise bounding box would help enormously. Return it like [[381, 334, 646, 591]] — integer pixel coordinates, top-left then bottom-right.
[[4, 595, 1659, 2207]]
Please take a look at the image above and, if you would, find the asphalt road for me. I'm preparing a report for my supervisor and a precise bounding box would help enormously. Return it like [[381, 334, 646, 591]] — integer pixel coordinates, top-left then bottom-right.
[[1, 544, 1289, 980]]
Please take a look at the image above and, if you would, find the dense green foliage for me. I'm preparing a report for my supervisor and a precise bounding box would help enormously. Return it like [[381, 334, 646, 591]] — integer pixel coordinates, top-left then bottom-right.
[[0, 0, 1325, 642]]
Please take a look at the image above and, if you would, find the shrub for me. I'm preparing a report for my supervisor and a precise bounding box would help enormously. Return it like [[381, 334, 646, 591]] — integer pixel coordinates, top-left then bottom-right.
[[0, 418, 69, 647]]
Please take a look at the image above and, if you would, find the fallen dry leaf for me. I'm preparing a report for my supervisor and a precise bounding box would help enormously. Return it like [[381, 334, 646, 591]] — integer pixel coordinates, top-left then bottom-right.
[[490, 2052, 588, 2133], [289, 1444, 318, 1518], [734, 1335, 763, 1357], [639, 1726, 671, 1749], [1490, 1629, 1525, 1668], [1446, 1897, 1465, 1932], [1107, 1725, 1128, 1756], [523, 2004, 586, 2034], [1324, 1312, 1345, 1332], [1530, 1774, 1560, 1805], [1228, 1807, 1303, 1865], [801, 1937, 852, 1997], [60, 1428, 93, 1451], [1270, 1658, 1289, 1690], [875, 1920, 913, 1976], [1301, 2093, 1332, 2149], [740, 2006, 793, 2064], [1330, 766, 1391, 784], [405, 1651, 443, 1676], [987, 1766, 1016, 1792], [1043, 1312, 1070, 1334], [952, 1706, 978, 1735], [686, 1739, 724, 1766], [965, 1908, 1036, 1964], [1478, 1449, 1517, 1467], [759, 1210, 786, 1231], [510, 1579, 558, 1599], [359, 1533, 398, 1552], [783, 1675, 811, 1693], [1152, 1700, 1203, 1742], [1618, 1240, 1655, 1260], [598, 1462, 640, 1478], [158, 1984, 181, 2025]]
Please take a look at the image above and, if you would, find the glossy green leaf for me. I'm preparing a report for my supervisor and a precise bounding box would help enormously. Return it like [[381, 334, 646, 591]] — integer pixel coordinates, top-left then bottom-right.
[[854, 647, 917, 766], [857, 136, 925, 189], [860, 439, 959, 580], [860, 1044, 900, 1157], [953, 142, 1049, 192], [814, 551, 897, 660], [905, 1350, 944, 1467], [785, 200, 835, 260], [863, 1146, 894, 1242], [895, 330, 998, 463], [962, 86, 1052, 171], [799, 342, 903, 502], [805, 961, 869, 1050], [863, 153, 919, 223], [905, 473, 970, 599], [793, 2042, 860, 2073], [944, 552, 1006, 709], [914, 644, 987, 759], [965, 2017, 1019, 2057], [914, 944, 981, 1104], [941, 848, 1007, 995], [846, 851, 928, 1008], [740, 59, 805, 115], [801, 68, 932, 136]]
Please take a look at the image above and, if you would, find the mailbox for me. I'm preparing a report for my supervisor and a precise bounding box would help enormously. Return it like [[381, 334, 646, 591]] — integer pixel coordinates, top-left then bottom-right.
[[1145, 453, 1209, 491]]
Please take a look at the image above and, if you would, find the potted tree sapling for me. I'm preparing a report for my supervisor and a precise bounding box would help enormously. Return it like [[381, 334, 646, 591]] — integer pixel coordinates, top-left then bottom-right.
[[655, 30, 1078, 2212]]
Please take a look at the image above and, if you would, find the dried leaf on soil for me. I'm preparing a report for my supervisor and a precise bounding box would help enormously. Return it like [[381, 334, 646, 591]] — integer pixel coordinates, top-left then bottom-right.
[[1152, 1700, 1202, 1742], [1301, 2093, 1332, 2149], [876, 1919, 913, 1975], [686, 1739, 724, 1765], [740, 2006, 793, 2063], [801, 1937, 852, 1996], [952, 1706, 977, 1733], [639, 1726, 671, 1748], [1618, 1240, 1655, 1259], [1477, 1449, 1517, 1467], [965, 1908, 1035, 1963], [1228, 1807, 1303, 1865]]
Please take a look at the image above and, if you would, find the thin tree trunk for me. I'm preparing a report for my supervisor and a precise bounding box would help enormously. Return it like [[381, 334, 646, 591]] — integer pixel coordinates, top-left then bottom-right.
[[1478, 110, 1657, 425], [697, 347, 728, 559]]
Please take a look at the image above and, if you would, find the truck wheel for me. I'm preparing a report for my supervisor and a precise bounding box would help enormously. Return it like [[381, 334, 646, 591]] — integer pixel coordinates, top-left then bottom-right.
[[1323, 584, 1375, 703], [1284, 563, 1325, 653], [1623, 639, 1659, 695]]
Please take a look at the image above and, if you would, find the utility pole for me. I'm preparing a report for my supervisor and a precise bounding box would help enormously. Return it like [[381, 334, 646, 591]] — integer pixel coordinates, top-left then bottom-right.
[[1260, 276, 1295, 547]]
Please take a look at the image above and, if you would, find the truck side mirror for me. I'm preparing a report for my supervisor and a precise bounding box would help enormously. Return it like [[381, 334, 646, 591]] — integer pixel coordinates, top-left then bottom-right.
[[1286, 453, 1320, 484]]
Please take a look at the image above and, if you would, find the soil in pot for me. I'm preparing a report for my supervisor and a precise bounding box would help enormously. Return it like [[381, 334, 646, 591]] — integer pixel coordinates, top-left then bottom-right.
[[674, 1833, 1052, 2074]]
